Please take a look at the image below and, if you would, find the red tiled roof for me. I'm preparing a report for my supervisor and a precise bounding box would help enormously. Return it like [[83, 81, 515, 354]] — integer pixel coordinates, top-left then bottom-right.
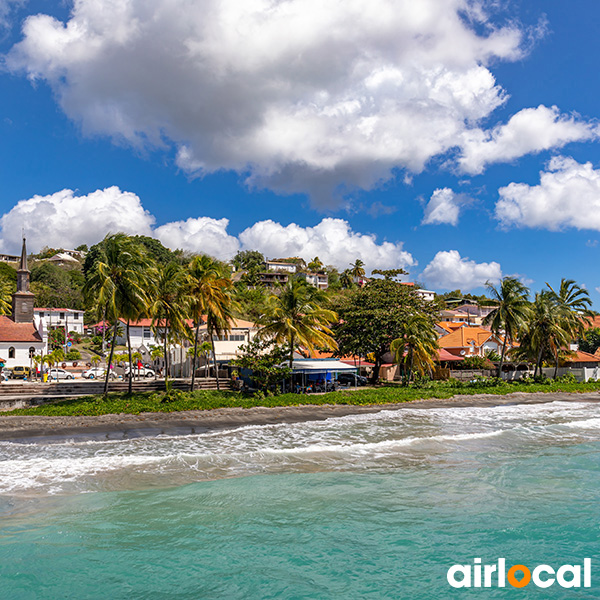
[[438, 348, 464, 362], [564, 350, 600, 363], [0, 316, 43, 343], [438, 326, 497, 349]]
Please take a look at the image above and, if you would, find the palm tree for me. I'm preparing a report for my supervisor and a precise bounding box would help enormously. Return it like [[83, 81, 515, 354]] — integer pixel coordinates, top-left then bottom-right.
[[307, 257, 324, 272], [0, 277, 13, 315], [340, 269, 354, 290], [148, 262, 191, 385], [482, 277, 531, 378], [546, 278, 593, 377], [350, 259, 365, 282], [84, 233, 151, 397], [390, 314, 439, 385], [187, 255, 234, 391], [258, 279, 338, 386], [520, 291, 571, 378]]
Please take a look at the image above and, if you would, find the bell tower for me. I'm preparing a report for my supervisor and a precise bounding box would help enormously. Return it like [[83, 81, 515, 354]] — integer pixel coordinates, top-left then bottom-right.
[[12, 237, 35, 323]]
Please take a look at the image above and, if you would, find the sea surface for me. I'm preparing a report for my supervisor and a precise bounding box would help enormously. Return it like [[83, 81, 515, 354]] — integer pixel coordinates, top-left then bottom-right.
[[1, 400, 600, 598]]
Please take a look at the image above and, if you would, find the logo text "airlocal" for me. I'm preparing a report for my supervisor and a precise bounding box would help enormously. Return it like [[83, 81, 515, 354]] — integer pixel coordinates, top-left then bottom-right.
[[447, 558, 591, 589]]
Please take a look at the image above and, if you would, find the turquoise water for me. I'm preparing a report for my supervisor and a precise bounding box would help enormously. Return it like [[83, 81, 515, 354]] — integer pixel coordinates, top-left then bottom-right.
[[1, 401, 600, 598]]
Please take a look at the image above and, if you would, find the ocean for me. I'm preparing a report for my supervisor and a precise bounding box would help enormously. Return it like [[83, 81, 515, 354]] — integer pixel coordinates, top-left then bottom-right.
[[1, 400, 599, 598]]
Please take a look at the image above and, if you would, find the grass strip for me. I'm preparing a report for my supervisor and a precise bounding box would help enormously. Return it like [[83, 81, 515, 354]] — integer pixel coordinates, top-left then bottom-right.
[[6, 379, 600, 417]]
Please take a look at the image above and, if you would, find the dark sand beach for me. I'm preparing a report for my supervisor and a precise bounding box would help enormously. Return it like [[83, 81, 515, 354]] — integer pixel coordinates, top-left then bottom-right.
[[0, 391, 599, 442]]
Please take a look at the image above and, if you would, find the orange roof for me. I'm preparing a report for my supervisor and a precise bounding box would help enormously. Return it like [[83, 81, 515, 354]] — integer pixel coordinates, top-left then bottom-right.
[[564, 350, 600, 363], [437, 321, 464, 333], [438, 326, 496, 349], [438, 348, 464, 362], [584, 316, 600, 329], [0, 316, 43, 343]]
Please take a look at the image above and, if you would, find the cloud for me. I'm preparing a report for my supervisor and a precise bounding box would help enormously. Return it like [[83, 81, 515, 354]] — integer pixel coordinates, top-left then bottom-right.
[[0, 187, 154, 253], [422, 250, 501, 291], [496, 156, 600, 231], [7, 0, 529, 203], [154, 217, 240, 260], [458, 105, 598, 175], [238, 218, 414, 272], [0, 187, 414, 271], [422, 188, 468, 226], [0, 0, 23, 28]]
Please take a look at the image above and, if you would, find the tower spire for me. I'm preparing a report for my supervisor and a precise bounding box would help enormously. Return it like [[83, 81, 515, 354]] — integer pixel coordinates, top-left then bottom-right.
[[19, 236, 28, 273], [12, 236, 34, 323]]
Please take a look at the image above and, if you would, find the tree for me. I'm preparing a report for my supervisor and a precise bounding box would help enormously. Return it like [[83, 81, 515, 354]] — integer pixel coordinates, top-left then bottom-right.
[[84, 233, 151, 397], [334, 276, 436, 383], [258, 279, 338, 381], [350, 259, 365, 281], [339, 269, 355, 289], [517, 291, 571, 378], [390, 314, 439, 385], [231, 338, 291, 393], [232, 250, 264, 272], [546, 278, 593, 376], [148, 262, 191, 384], [188, 255, 234, 391], [579, 327, 600, 355], [307, 256, 324, 272], [187, 341, 213, 378], [0, 277, 13, 315], [482, 277, 531, 377]]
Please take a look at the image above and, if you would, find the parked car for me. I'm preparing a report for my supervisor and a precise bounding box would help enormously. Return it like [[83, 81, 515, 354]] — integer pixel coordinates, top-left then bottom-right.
[[336, 373, 368, 386], [124, 366, 156, 378], [11, 366, 32, 380], [1, 368, 12, 381], [46, 368, 74, 380], [81, 367, 116, 380]]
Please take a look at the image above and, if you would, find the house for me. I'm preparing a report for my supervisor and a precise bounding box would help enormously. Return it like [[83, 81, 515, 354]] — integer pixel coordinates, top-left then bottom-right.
[[258, 272, 289, 287], [45, 252, 81, 267], [0, 238, 46, 368], [35, 308, 85, 335], [415, 289, 436, 302], [0, 253, 19, 263], [440, 309, 478, 324], [298, 272, 328, 290], [265, 260, 297, 274], [438, 326, 504, 358]]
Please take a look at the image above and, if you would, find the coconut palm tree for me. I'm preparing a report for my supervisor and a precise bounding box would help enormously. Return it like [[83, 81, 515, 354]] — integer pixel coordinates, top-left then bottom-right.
[[307, 257, 324, 272], [340, 269, 354, 289], [0, 277, 13, 315], [148, 262, 191, 385], [482, 277, 531, 377], [187, 255, 234, 391], [258, 279, 338, 385], [519, 291, 571, 378], [350, 259, 365, 282], [546, 278, 593, 376], [390, 314, 439, 385], [84, 233, 152, 397]]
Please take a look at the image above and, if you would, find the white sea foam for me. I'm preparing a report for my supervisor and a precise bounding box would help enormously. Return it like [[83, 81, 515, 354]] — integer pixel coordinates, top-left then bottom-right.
[[1, 401, 599, 495]]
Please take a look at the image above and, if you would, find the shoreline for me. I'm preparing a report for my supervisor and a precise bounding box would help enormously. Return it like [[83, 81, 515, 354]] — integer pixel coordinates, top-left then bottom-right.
[[0, 390, 599, 442]]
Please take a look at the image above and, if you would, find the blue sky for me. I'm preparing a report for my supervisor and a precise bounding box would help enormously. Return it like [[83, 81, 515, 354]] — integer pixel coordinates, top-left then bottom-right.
[[0, 0, 599, 301]]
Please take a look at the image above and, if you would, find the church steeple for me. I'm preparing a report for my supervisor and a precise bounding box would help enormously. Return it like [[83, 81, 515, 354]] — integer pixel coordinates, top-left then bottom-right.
[[12, 237, 34, 323]]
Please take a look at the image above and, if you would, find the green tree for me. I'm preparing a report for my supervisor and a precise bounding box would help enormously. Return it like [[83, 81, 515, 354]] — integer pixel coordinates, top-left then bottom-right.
[[334, 276, 435, 382], [232, 250, 264, 272], [482, 277, 531, 377], [307, 256, 324, 272], [546, 278, 593, 376], [0, 277, 14, 315], [188, 255, 234, 391], [148, 262, 191, 384], [231, 338, 291, 393], [258, 279, 338, 382], [350, 259, 365, 281], [390, 314, 439, 385], [340, 269, 354, 289], [84, 233, 151, 397], [579, 327, 600, 354]]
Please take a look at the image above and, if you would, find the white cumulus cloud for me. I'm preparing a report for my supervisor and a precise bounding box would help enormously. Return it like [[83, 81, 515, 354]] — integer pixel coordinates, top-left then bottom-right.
[[154, 217, 240, 260], [239, 218, 414, 272], [422, 188, 466, 226], [0, 187, 154, 253], [0, 187, 414, 272], [422, 250, 501, 291], [7, 0, 529, 202], [458, 105, 598, 175], [496, 156, 600, 231]]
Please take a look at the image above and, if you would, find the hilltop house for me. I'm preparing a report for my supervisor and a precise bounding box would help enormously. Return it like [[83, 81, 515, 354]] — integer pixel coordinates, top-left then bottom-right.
[[437, 325, 505, 359]]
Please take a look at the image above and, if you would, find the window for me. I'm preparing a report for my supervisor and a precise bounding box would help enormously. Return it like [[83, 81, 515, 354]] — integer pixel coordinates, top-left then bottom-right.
[[8, 347, 15, 359], [29, 347, 35, 358], [39, 312, 45, 318], [143, 328, 152, 339], [59, 313, 65, 319], [74, 313, 80, 320], [229, 334, 245, 342]]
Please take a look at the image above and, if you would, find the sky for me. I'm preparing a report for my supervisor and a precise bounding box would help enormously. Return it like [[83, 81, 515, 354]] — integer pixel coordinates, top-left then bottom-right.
[[0, 0, 599, 300]]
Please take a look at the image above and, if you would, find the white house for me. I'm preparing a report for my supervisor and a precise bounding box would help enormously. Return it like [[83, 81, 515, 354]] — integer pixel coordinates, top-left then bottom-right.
[[299, 272, 329, 290], [35, 308, 85, 335], [265, 260, 297, 273], [116, 318, 160, 348], [0, 239, 46, 368]]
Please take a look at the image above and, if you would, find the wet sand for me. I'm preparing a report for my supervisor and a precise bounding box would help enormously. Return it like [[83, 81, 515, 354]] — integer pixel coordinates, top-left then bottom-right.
[[0, 391, 599, 442]]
